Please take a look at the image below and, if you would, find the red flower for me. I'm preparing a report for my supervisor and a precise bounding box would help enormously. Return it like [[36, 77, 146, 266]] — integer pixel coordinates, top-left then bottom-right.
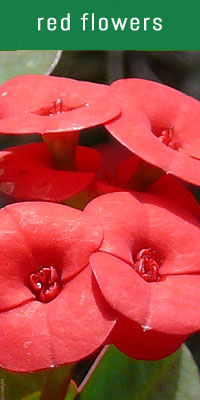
[[0, 75, 120, 205], [84, 191, 200, 359], [105, 79, 200, 186], [0, 143, 101, 204], [0, 201, 116, 372], [0, 75, 120, 134]]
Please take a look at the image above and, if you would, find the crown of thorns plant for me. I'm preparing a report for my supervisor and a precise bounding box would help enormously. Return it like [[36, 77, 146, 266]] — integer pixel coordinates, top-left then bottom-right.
[[0, 75, 199, 381]]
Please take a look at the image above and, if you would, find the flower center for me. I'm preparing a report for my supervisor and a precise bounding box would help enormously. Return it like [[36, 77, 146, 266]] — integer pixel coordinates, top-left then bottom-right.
[[52, 98, 64, 115], [158, 125, 180, 150], [134, 248, 161, 282], [48, 98, 86, 116], [33, 98, 86, 117], [29, 266, 62, 303]]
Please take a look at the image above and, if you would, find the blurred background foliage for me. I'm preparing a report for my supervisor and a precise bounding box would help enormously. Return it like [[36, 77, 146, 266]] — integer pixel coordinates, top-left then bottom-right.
[[53, 51, 200, 100]]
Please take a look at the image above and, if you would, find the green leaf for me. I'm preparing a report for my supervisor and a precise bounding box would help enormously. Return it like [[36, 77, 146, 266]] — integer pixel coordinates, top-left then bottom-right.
[[0, 368, 46, 400], [65, 380, 78, 400], [21, 391, 40, 400], [20, 380, 78, 400], [0, 51, 62, 85], [39, 364, 74, 400], [0, 366, 77, 400], [78, 345, 200, 400]]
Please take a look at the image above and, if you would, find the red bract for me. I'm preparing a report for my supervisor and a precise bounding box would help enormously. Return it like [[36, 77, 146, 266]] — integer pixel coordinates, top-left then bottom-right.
[[0, 201, 116, 372], [84, 191, 200, 359], [0, 75, 120, 134], [109, 317, 187, 361], [0, 75, 121, 204], [0, 143, 101, 203], [105, 79, 200, 186]]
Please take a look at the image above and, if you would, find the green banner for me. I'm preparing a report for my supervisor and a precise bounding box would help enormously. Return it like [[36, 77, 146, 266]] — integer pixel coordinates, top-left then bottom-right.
[[1, 0, 200, 50]]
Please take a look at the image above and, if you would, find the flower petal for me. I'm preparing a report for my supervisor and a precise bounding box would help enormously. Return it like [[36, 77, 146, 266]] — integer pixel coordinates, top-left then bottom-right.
[[0, 143, 101, 202], [0, 75, 121, 134], [86, 191, 200, 275], [146, 274, 200, 335], [0, 201, 103, 312], [0, 267, 116, 372], [138, 198, 200, 275], [110, 316, 187, 360], [90, 252, 200, 335], [85, 191, 146, 265], [0, 208, 35, 311], [90, 252, 150, 324], [148, 175, 200, 220], [105, 79, 200, 186]]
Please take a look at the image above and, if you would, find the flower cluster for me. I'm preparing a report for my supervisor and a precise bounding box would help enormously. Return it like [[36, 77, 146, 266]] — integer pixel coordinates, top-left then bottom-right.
[[0, 75, 199, 373]]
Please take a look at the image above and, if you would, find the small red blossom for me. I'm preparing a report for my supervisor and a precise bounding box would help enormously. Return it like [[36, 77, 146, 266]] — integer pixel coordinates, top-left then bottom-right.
[[105, 79, 200, 186], [0, 201, 116, 372], [0, 75, 120, 134], [0, 143, 101, 203], [84, 191, 200, 359]]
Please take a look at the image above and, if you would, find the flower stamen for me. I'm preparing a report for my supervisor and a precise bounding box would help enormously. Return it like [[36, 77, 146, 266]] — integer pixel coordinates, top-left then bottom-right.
[[30, 266, 62, 303], [54, 98, 63, 114], [158, 125, 180, 150], [134, 248, 160, 282]]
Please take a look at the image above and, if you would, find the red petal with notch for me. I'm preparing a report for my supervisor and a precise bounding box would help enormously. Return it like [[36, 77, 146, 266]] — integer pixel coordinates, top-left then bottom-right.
[[85, 191, 146, 265], [105, 79, 200, 186], [0, 143, 101, 202], [90, 252, 200, 336], [0, 267, 116, 372], [0, 75, 120, 134], [90, 252, 149, 322]]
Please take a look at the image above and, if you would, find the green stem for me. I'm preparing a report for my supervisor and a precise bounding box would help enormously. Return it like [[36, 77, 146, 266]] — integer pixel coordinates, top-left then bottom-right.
[[78, 346, 109, 393], [63, 182, 102, 210], [126, 159, 164, 192], [43, 131, 79, 171], [40, 364, 75, 400]]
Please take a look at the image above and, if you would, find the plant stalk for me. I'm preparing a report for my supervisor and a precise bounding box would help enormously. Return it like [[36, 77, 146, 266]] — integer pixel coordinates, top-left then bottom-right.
[[43, 131, 79, 171], [40, 364, 75, 400]]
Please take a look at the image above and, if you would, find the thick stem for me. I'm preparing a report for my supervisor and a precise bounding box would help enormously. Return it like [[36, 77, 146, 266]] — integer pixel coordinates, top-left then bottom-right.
[[63, 182, 102, 210], [43, 131, 79, 171], [40, 364, 75, 400], [126, 159, 164, 192]]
